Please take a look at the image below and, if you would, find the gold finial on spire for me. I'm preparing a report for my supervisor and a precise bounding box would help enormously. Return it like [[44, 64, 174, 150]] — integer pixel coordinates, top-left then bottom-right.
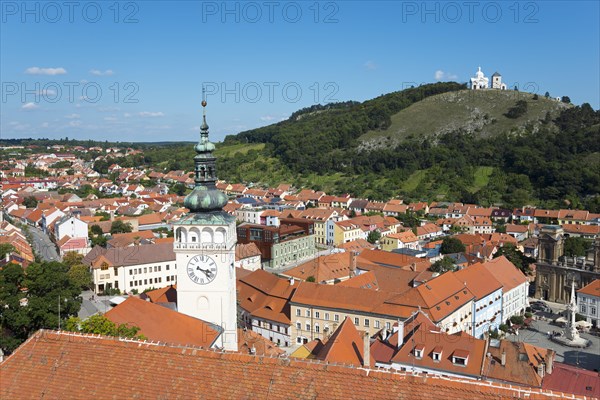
[[201, 85, 207, 109]]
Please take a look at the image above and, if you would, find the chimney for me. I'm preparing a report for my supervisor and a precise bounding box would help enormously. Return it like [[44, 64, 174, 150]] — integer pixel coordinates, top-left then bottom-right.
[[394, 319, 405, 349], [501, 350, 506, 366], [289, 277, 295, 286], [545, 350, 554, 375], [363, 331, 371, 368], [410, 262, 416, 271], [349, 251, 357, 277], [537, 362, 545, 379]]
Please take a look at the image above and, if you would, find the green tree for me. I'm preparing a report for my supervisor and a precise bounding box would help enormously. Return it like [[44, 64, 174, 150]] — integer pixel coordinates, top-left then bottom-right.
[[430, 257, 456, 273], [440, 237, 466, 254], [563, 237, 591, 257], [68, 264, 93, 290], [90, 224, 104, 236], [504, 100, 528, 119], [65, 314, 146, 339], [23, 196, 38, 208], [367, 230, 382, 244], [0, 243, 16, 259], [306, 276, 316, 282], [493, 244, 535, 274], [172, 183, 187, 196], [0, 261, 82, 354], [62, 251, 84, 267], [561, 96, 571, 104], [110, 220, 133, 234]]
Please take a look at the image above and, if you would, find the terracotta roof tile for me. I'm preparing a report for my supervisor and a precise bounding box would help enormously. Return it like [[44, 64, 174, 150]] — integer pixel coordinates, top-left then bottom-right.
[[105, 296, 220, 347], [577, 279, 600, 297]]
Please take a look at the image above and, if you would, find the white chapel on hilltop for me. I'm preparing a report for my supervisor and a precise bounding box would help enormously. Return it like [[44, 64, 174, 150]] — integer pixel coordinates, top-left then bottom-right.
[[470, 67, 507, 90]]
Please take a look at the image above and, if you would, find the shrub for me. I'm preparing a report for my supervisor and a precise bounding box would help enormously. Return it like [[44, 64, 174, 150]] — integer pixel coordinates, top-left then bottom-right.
[[499, 324, 509, 332], [510, 315, 525, 325], [524, 312, 533, 318]]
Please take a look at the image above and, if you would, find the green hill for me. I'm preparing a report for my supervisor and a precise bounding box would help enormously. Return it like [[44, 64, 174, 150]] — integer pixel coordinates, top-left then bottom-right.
[[221, 82, 599, 210], [359, 90, 568, 150]]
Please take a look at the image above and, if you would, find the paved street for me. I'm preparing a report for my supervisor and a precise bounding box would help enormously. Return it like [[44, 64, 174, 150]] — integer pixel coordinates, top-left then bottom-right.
[[506, 304, 600, 371], [78, 290, 116, 319], [27, 226, 60, 262], [264, 247, 341, 275]]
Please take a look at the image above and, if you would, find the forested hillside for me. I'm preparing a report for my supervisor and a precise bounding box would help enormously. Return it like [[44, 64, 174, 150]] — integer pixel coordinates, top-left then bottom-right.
[[222, 83, 600, 210]]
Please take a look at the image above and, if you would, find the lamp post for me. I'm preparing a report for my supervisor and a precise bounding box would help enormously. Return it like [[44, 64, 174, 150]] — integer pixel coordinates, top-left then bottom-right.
[[58, 295, 67, 330]]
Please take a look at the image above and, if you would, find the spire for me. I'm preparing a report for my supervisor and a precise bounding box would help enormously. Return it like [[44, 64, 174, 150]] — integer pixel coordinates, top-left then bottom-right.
[[182, 90, 228, 213]]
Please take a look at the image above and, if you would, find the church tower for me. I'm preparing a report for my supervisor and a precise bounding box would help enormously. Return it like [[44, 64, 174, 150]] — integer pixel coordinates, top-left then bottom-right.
[[173, 95, 238, 351]]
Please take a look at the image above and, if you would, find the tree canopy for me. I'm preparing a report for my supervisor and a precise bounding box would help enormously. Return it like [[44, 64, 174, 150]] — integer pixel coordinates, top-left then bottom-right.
[[0, 261, 82, 354], [441, 237, 466, 254]]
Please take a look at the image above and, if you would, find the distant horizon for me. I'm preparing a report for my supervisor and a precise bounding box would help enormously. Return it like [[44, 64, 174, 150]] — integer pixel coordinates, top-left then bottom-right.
[[2, 1, 598, 142], [0, 82, 596, 145]]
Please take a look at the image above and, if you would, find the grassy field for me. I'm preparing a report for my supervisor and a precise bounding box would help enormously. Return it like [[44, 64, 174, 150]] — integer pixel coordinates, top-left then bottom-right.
[[472, 166, 494, 191], [215, 142, 265, 157], [360, 90, 568, 148]]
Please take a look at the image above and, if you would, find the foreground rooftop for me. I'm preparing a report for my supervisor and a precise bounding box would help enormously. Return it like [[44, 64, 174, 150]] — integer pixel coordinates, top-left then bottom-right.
[[0, 330, 590, 399]]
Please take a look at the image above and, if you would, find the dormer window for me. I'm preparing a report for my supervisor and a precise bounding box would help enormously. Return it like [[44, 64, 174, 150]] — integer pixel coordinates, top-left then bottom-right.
[[452, 350, 469, 366], [432, 346, 442, 362], [414, 345, 424, 359]]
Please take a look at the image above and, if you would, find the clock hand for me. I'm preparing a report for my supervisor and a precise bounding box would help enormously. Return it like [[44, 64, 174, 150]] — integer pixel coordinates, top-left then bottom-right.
[[196, 267, 213, 277]]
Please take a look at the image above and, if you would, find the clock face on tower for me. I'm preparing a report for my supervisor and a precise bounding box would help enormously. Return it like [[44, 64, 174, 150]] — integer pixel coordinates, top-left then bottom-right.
[[187, 254, 217, 285]]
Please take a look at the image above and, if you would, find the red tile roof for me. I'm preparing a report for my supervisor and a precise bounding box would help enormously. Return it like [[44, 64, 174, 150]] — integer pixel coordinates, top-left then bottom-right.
[[390, 312, 485, 377], [1, 329, 573, 399], [577, 279, 600, 297], [315, 317, 374, 367], [481, 256, 527, 292], [542, 362, 600, 398], [104, 296, 220, 348]]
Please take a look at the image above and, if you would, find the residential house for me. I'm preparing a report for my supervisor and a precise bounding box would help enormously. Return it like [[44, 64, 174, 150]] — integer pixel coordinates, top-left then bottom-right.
[[236, 219, 316, 269], [83, 243, 177, 294], [455, 263, 503, 338], [235, 242, 262, 271], [577, 279, 599, 328], [385, 311, 487, 380], [380, 230, 420, 252], [483, 256, 529, 321], [54, 214, 88, 241], [415, 223, 443, 241], [237, 269, 298, 347], [332, 220, 364, 246], [506, 224, 529, 241]]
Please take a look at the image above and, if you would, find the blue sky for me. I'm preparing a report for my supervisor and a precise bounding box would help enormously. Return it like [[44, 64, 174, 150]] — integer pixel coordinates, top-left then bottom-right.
[[1, 1, 599, 142]]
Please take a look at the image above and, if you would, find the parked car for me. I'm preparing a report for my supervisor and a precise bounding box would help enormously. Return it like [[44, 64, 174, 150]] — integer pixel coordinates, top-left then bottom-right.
[[531, 302, 552, 313]]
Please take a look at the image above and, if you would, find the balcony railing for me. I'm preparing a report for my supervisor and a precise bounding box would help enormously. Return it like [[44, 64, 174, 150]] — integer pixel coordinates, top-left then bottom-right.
[[173, 241, 233, 250]]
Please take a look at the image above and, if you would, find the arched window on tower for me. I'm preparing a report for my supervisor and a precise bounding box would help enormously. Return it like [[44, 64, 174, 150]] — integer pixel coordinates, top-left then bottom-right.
[[201, 227, 213, 243], [215, 227, 226, 243]]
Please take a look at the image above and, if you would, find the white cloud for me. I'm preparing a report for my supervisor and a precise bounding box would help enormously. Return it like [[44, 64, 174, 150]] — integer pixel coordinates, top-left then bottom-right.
[[68, 120, 82, 127], [260, 115, 275, 122], [25, 67, 67, 75], [138, 111, 165, 117], [364, 61, 377, 70], [124, 113, 132, 118], [21, 102, 39, 110], [90, 69, 115, 76], [65, 113, 80, 119], [104, 117, 118, 122], [40, 122, 50, 128], [434, 70, 458, 81], [8, 122, 30, 131]]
